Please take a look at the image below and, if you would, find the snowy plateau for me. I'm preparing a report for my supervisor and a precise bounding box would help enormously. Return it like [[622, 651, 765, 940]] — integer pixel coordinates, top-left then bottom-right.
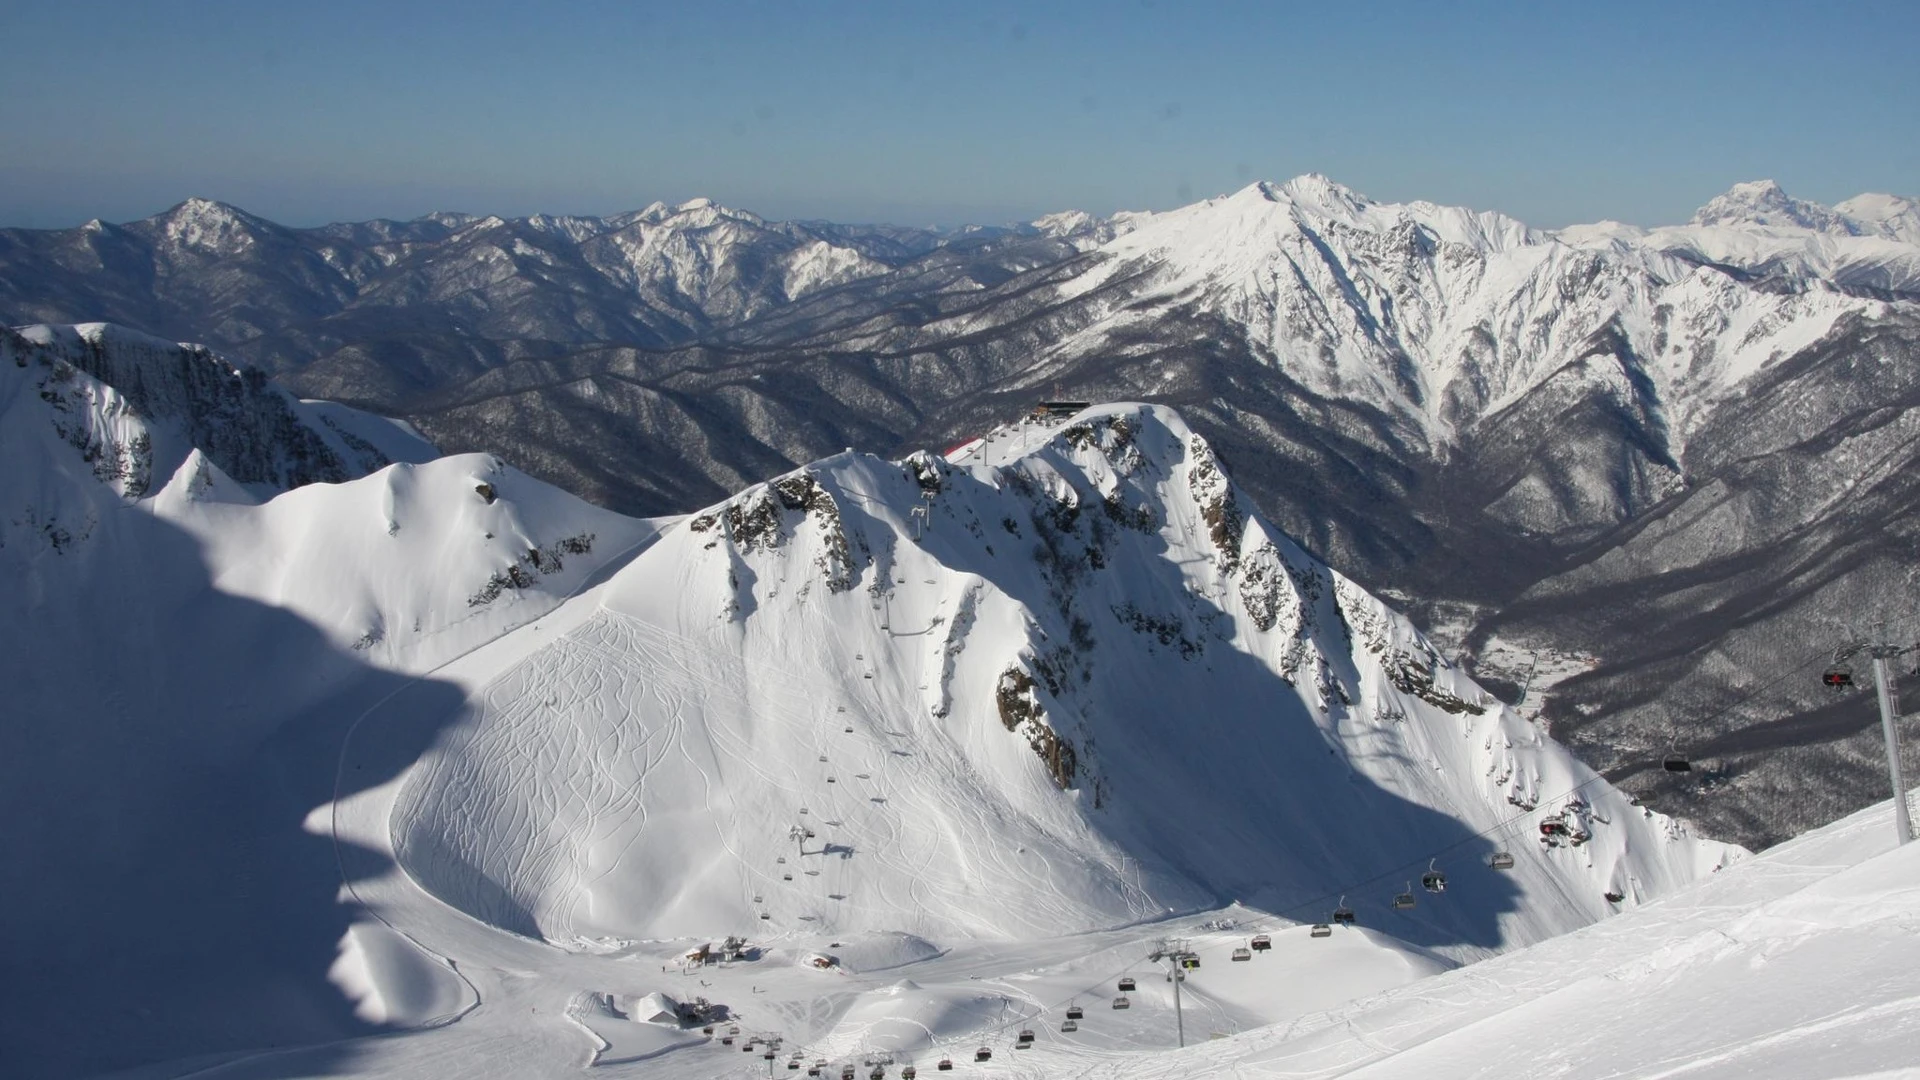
[[5, 173, 1920, 1079]]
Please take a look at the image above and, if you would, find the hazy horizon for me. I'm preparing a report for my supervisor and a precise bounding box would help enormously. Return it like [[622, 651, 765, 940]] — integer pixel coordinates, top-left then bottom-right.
[[3, 0, 1915, 231]]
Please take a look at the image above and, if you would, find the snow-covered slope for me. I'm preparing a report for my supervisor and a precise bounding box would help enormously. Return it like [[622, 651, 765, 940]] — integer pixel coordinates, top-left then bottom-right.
[[1089, 792, 1920, 1080], [0, 324, 664, 1077], [389, 404, 1734, 957]]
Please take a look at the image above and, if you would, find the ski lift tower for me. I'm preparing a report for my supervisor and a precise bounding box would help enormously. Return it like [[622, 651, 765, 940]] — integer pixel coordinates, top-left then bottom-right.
[[1147, 939, 1199, 1048], [1824, 641, 1919, 846]]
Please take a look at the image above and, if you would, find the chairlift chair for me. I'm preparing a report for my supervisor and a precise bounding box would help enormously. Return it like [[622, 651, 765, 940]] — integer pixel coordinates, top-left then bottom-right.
[[1824, 663, 1855, 690], [1332, 896, 1357, 925], [1061, 1019, 1079, 1033], [937, 1059, 953, 1071], [1422, 859, 1447, 893], [1310, 922, 1332, 938], [902, 1068, 917, 1079], [1018, 1029, 1035, 1044], [1180, 954, 1200, 970], [1118, 977, 1137, 991], [975, 1047, 992, 1062], [1231, 947, 1252, 961], [1663, 752, 1693, 773], [1393, 883, 1417, 910], [1250, 934, 1272, 951], [1066, 1005, 1084, 1020], [1112, 996, 1131, 1010], [1490, 851, 1515, 870]]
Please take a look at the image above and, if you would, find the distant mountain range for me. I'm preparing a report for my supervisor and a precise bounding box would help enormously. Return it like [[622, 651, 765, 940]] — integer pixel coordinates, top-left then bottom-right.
[[5, 177, 1919, 850]]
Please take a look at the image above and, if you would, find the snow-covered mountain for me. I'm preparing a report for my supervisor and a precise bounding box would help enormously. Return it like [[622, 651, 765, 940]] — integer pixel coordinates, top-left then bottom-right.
[[0, 325, 664, 1076], [8, 178, 1920, 862], [1, 325, 1737, 1078], [391, 404, 1732, 955]]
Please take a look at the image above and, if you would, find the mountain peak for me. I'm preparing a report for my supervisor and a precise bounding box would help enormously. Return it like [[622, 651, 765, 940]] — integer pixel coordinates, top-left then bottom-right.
[[1690, 180, 1857, 235], [149, 197, 273, 252]]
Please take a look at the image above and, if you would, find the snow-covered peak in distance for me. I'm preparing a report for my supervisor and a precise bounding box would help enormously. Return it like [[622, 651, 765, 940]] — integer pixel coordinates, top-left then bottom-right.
[[1690, 178, 1864, 234], [1835, 190, 1920, 244], [1556, 178, 1920, 296], [391, 402, 1737, 953], [149, 196, 279, 253]]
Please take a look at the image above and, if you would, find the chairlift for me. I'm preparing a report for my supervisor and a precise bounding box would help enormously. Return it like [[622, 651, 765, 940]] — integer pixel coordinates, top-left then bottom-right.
[[784, 873, 793, 881], [1066, 1005, 1084, 1020], [937, 1059, 953, 1072], [1489, 851, 1515, 870], [902, 1068, 917, 1080], [1179, 954, 1201, 970], [1231, 947, 1252, 961], [975, 1047, 992, 1062], [1250, 934, 1272, 951], [1332, 896, 1357, 925], [870, 1066, 885, 1079], [827, 776, 836, 783], [845, 726, 855, 734], [820, 755, 829, 762], [1118, 977, 1137, 991], [1061, 1019, 1079, 1033], [789, 1061, 801, 1071], [1393, 882, 1416, 910], [1663, 752, 1693, 773], [1018, 1029, 1035, 1043], [1112, 996, 1131, 1010], [1540, 819, 1568, 837], [1422, 859, 1447, 893], [1824, 662, 1855, 690], [841, 1067, 855, 1080], [1310, 922, 1332, 938]]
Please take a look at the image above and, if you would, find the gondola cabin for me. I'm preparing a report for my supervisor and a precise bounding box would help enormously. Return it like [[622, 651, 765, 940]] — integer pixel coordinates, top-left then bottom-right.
[[1231, 947, 1252, 961], [1489, 851, 1515, 870], [1250, 934, 1272, 951], [1310, 922, 1332, 938]]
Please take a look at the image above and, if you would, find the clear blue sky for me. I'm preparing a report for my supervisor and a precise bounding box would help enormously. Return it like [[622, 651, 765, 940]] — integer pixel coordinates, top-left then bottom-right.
[[2, 0, 1914, 229]]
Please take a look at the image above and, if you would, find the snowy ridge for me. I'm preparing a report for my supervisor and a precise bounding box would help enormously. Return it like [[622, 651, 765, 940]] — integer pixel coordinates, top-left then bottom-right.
[[388, 404, 1735, 955]]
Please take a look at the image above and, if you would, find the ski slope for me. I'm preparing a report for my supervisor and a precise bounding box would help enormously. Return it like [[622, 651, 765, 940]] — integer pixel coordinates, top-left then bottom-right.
[[387, 404, 1733, 957]]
